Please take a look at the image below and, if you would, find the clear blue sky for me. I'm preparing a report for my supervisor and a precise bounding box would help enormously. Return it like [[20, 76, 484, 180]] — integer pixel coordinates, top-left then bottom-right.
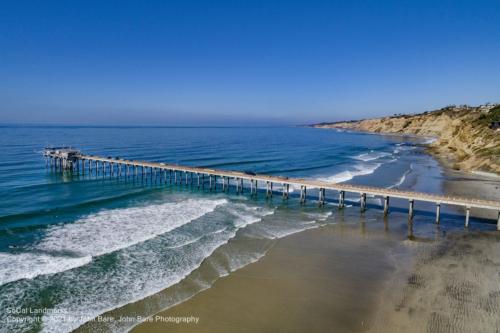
[[1, 0, 499, 125]]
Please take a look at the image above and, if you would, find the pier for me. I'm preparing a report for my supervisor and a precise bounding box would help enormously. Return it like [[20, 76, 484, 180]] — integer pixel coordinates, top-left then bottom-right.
[[44, 147, 500, 229]]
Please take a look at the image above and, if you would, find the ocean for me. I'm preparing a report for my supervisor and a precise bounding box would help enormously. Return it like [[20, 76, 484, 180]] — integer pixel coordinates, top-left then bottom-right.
[[0, 126, 494, 333]]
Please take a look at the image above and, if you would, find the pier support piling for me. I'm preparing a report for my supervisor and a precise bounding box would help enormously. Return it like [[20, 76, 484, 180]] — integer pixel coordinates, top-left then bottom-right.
[[318, 188, 325, 206], [338, 191, 345, 208], [252, 179, 258, 195], [282, 183, 289, 200], [266, 181, 272, 197], [465, 206, 470, 228], [383, 196, 389, 216], [234, 178, 239, 193], [360, 193, 366, 212], [409, 199, 414, 220], [300, 186, 307, 204], [436, 204, 441, 224]]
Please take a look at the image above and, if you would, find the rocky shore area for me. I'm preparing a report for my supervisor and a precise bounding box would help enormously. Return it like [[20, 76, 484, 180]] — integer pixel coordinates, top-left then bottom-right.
[[313, 104, 500, 174]]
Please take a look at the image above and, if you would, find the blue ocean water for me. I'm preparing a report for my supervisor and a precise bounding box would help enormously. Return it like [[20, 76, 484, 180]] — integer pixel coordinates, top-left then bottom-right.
[[0, 126, 467, 332]]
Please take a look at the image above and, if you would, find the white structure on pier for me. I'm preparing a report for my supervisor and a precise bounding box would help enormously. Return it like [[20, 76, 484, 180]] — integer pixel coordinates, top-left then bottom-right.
[[44, 147, 81, 170]]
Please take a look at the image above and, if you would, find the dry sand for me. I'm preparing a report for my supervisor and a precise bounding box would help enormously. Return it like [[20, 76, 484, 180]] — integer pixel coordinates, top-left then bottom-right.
[[369, 232, 500, 333]]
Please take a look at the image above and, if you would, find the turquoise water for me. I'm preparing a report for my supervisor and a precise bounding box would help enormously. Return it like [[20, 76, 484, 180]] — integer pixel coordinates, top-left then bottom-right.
[[0, 126, 488, 332]]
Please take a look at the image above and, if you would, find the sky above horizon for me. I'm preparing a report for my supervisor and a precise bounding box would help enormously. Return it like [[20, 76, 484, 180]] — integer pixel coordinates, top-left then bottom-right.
[[1, 0, 500, 126]]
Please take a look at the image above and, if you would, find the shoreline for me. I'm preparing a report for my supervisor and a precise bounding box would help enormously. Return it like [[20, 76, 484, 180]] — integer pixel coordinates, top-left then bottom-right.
[[310, 105, 500, 175], [129, 135, 499, 333], [131, 218, 415, 333], [314, 125, 496, 177], [312, 125, 500, 219]]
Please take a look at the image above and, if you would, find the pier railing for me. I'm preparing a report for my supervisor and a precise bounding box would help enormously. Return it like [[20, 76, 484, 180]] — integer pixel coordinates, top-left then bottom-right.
[[43, 148, 500, 229]]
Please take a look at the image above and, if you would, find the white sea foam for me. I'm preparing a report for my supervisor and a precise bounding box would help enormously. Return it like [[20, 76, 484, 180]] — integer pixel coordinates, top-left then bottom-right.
[[353, 151, 392, 162], [0, 252, 92, 286], [0, 198, 227, 287], [225, 204, 274, 228], [388, 168, 411, 189], [37, 198, 227, 257], [41, 239, 229, 333], [253, 211, 332, 240], [39, 200, 274, 333], [393, 145, 417, 154], [319, 163, 381, 183], [166, 235, 207, 249]]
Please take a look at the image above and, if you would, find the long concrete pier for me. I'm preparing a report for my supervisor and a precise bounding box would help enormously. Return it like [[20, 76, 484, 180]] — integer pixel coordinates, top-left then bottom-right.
[[44, 147, 500, 229]]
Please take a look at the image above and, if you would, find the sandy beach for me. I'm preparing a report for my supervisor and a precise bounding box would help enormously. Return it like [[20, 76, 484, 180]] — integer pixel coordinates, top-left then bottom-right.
[[368, 231, 500, 333], [129, 166, 500, 333], [442, 169, 500, 220], [132, 212, 414, 333]]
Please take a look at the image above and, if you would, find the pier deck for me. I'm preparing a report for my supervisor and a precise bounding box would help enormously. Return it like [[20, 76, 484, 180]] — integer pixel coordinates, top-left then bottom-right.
[[44, 148, 500, 229]]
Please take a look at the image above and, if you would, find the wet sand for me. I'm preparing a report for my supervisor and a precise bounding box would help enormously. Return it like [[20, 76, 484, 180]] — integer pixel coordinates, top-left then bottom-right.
[[370, 170, 500, 332], [132, 213, 415, 333], [442, 169, 500, 220]]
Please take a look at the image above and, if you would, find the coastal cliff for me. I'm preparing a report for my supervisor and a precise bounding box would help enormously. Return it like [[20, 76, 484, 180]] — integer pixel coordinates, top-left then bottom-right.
[[313, 105, 500, 174]]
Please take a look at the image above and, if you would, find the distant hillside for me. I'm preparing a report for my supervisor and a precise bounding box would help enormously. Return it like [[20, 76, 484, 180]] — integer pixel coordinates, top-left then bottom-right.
[[312, 104, 500, 174]]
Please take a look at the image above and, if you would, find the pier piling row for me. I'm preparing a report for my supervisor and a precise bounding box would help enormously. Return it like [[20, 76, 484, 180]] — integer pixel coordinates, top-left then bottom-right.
[[43, 148, 500, 229]]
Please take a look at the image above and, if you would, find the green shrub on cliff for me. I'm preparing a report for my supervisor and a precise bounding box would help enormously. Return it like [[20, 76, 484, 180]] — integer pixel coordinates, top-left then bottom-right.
[[475, 105, 500, 127]]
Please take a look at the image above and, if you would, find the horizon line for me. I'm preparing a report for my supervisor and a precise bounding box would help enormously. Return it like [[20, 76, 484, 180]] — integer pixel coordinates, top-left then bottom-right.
[[0, 122, 308, 129]]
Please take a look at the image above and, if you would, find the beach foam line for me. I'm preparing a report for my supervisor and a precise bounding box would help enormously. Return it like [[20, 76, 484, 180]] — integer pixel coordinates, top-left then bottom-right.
[[388, 167, 412, 189], [250, 211, 333, 240], [393, 145, 417, 154], [207, 210, 330, 281], [319, 163, 381, 183], [352, 151, 392, 162], [225, 204, 274, 228]]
